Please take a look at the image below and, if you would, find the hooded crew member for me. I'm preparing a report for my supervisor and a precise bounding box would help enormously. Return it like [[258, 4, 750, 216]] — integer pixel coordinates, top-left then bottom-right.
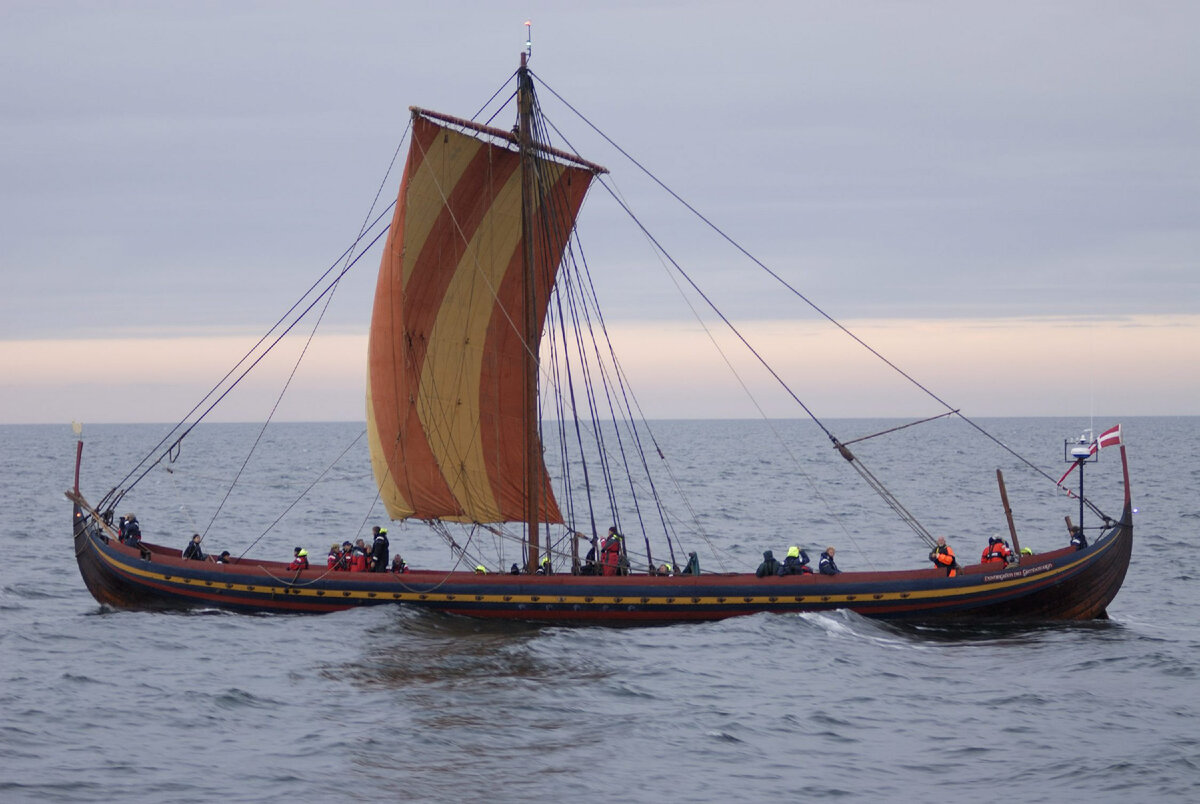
[[756, 550, 780, 578], [288, 547, 310, 571]]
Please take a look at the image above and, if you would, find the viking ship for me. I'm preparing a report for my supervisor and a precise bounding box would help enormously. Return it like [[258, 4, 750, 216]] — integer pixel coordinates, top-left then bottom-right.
[[69, 53, 1133, 624]]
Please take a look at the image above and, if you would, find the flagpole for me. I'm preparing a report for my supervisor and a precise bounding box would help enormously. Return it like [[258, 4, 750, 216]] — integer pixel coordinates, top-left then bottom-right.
[[1077, 456, 1086, 534]]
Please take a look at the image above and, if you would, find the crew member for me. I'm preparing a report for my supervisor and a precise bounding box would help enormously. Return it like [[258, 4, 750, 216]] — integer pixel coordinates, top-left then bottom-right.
[[349, 540, 369, 572], [1070, 526, 1088, 551], [581, 535, 599, 575], [123, 514, 142, 546], [288, 547, 309, 571], [929, 537, 958, 577], [818, 546, 841, 575], [370, 526, 390, 572], [334, 541, 352, 571], [980, 536, 1013, 566], [601, 527, 623, 576], [777, 546, 812, 576], [182, 533, 205, 561], [756, 550, 780, 578]]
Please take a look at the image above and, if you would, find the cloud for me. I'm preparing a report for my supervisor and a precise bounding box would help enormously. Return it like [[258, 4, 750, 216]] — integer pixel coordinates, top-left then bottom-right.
[[4, 314, 1196, 424]]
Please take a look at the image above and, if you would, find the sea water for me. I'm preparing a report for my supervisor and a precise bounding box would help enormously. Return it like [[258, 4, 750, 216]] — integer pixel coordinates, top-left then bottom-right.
[[1, 417, 1196, 802]]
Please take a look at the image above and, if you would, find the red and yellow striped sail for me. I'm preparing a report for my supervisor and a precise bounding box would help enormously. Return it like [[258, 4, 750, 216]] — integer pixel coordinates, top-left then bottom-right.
[[366, 114, 594, 523]]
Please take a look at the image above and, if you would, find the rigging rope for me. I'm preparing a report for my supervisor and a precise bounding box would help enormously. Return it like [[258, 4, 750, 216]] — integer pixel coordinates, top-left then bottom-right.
[[98, 207, 394, 515], [535, 70, 1111, 529], [236, 429, 367, 560]]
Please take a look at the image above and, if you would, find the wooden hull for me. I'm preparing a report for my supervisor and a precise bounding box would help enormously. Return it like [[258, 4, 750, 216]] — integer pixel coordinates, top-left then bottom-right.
[[72, 501, 1132, 626]]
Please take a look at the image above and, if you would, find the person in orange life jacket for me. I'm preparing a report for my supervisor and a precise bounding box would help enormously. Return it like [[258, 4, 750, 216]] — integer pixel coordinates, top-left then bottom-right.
[[327, 543, 341, 569], [369, 526, 390, 572], [980, 535, 1013, 566], [818, 546, 841, 575], [391, 555, 409, 573], [182, 533, 205, 561], [288, 547, 309, 571], [601, 527, 623, 576], [777, 546, 812, 575], [349, 539, 370, 572], [929, 537, 958, 577], [1070, 526, 1088, 551]]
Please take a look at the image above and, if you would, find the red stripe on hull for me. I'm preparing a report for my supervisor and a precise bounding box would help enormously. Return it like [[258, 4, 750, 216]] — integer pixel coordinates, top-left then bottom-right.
[[74, 501, 1132, 625]]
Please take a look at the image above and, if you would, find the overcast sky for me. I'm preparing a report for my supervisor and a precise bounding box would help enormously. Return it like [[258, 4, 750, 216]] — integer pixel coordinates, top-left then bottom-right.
[[3, 1, 1198, 424]]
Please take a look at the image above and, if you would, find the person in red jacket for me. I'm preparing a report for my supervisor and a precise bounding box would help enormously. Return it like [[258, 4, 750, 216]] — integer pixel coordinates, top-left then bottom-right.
[[336, 541, 353, 570], [349, 539, 370, 572], [288, 547, 309, 571], [600, 527, 623, 576], [980, 536, 1012, 566], [929, 537, 958, 577]]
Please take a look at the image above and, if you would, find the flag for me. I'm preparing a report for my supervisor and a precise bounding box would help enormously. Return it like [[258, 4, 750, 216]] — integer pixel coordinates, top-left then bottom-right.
[[1097, 424, 1122, 450], [1056, 423, 1122, 488]]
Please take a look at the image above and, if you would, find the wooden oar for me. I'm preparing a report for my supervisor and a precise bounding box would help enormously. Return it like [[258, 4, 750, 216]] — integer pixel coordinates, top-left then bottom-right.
[[996, 469, 1022, 560]]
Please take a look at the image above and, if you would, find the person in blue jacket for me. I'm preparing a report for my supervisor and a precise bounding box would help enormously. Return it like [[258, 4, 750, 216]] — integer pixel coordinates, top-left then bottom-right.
[[818, 547, 841, 575], [777, 546, 812, 575]]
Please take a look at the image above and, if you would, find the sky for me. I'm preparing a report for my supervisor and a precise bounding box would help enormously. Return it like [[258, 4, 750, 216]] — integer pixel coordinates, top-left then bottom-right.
[[2, 0, 1198, 424]]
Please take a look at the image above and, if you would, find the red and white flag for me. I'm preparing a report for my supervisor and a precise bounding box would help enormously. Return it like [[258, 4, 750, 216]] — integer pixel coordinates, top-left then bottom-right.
[[1056, 423, 1123, 488], [1096, 424, 1122, 450]]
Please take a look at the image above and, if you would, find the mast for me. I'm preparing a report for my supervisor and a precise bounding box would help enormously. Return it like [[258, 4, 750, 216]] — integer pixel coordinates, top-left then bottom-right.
[[518, 52, 541, 573]]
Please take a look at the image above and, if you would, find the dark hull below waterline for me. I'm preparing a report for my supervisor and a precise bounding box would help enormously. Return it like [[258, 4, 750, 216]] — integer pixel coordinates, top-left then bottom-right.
[[72, 502, 1132, 625]]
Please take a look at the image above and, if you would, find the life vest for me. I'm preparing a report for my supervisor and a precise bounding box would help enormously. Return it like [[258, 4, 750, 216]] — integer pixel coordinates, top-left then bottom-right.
[[288, 555, 309, 571], [932, 545, 958, 577], [981, 543, 1007, 564], [601, 538, 622, 576], [349, 550, 368, 572]]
